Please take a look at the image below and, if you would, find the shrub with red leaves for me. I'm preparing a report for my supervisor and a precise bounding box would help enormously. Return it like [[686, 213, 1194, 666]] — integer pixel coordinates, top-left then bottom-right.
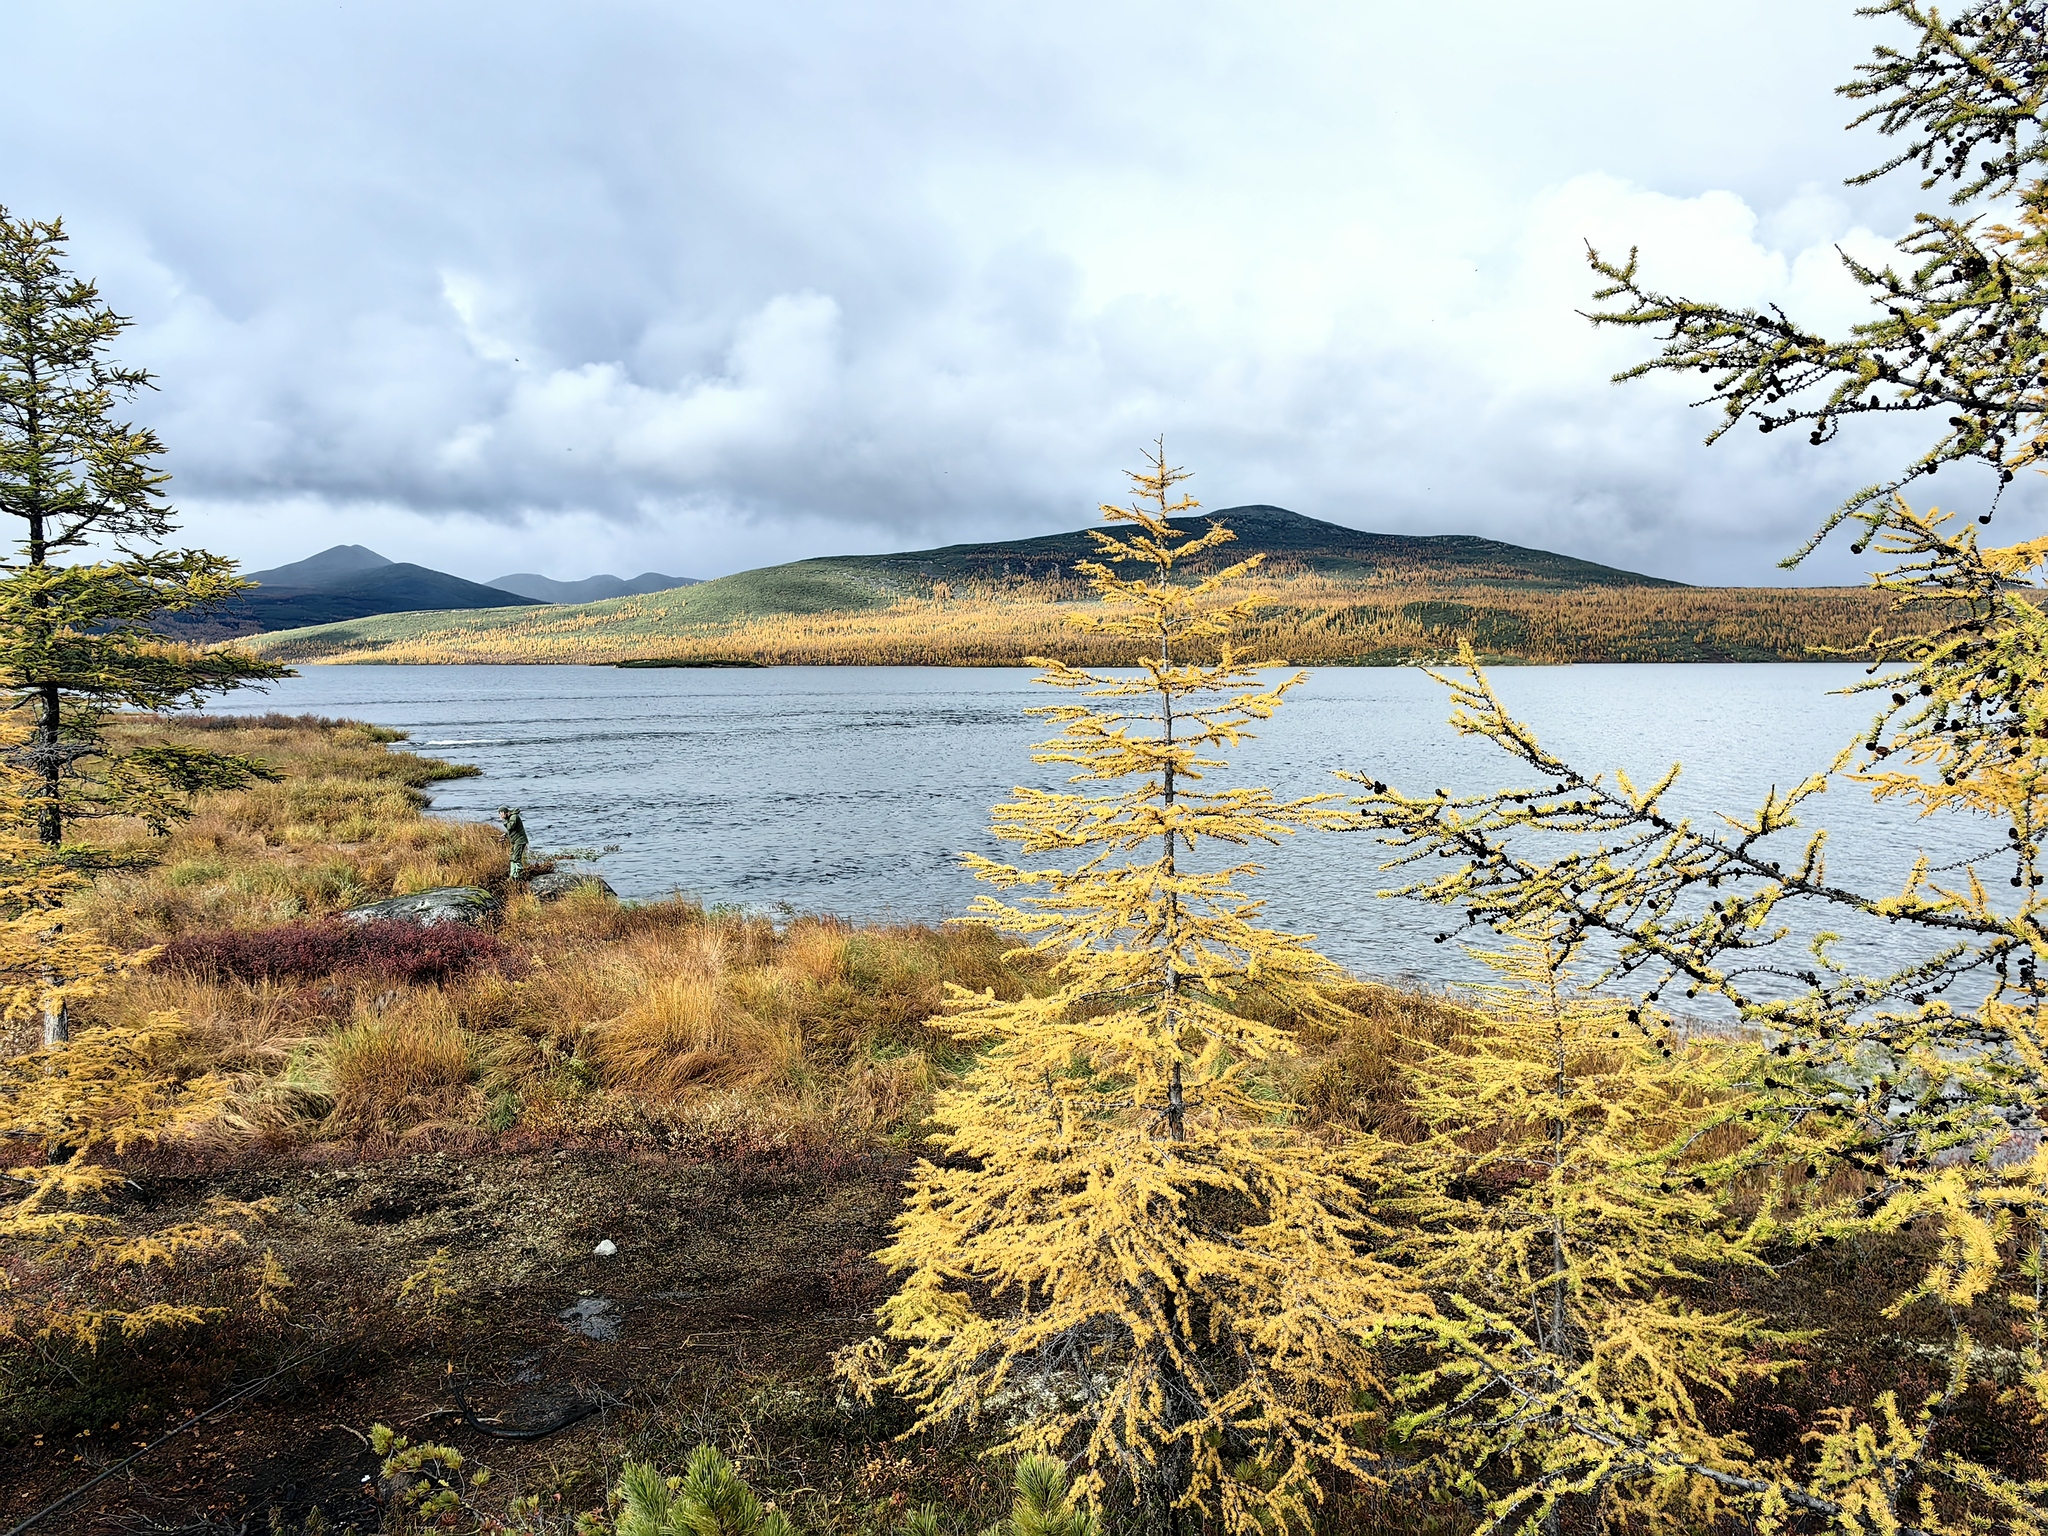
[[159, 919, 515, 986]]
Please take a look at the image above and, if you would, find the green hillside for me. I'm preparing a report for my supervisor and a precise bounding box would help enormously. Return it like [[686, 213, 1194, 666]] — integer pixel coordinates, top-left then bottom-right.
[[235, 559, 911, 660], [664, 561, 907, 622], [828, 504, 1681, 590], [237, 505, 1712, 665]]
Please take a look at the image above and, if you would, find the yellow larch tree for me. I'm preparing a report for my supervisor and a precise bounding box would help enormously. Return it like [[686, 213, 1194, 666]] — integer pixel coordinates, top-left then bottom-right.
[[1371, 937, 1784, 1534], [1341, 6, 2048, 1529], [839, 443, 1425, 1536], [0, 743, 264, 1350]]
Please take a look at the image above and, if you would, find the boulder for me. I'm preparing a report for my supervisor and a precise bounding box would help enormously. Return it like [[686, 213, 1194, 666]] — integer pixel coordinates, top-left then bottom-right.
[[526, 870, 618, 903], [341, 886, 500, 928]]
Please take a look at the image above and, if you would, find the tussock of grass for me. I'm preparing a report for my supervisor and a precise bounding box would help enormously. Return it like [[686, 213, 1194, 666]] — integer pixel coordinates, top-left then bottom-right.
[[600, 974, 799, 1096], [1287, 981, 1479, 1140], [325, 991, 476, 1134]]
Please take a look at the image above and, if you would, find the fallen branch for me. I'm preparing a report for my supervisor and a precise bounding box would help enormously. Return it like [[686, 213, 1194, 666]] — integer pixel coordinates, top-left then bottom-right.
[[450, 1379, 603, 1441]]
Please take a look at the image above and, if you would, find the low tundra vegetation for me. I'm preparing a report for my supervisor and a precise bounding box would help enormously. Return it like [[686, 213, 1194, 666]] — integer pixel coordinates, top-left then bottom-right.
[[11, 712, 1050, 1155], [0, 708, 2014, 1536]]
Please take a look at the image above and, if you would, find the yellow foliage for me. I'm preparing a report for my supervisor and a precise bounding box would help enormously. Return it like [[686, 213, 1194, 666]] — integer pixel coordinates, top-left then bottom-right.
[[238, 573, 1920, 669], [1350, 530, 2048, 1530], [1370, 940, 1785, 1532], [839, 446, 1425, 1535], [0, 1004, 247, 1347], [396, 1245, 458, 1311], [0, 718, 259, 1348], [1349, 88, 2048, 1522]]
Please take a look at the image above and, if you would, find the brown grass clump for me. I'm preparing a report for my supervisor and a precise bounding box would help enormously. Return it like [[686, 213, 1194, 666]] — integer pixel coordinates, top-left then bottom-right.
[[1283, 980, 1478, 1140], [325, 991, 476, 1134], [126, 970, 316, 1080], [598, 975, 805, 1097], [780, 918, 850, 986]]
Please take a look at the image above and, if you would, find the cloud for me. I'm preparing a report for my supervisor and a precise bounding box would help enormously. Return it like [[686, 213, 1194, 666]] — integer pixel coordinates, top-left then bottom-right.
[[0, 0, 1990, 586]]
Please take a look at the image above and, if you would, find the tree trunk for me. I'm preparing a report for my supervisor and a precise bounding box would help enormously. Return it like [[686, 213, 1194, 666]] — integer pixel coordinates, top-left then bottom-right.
[[41, 984, 67, 1048], [25, 486, 58, 844], [36, 678, 60, 846]]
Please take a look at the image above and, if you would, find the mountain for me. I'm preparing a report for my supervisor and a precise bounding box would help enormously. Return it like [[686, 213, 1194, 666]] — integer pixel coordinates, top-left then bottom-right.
[[488, 571, 699, 603], [840, 505, 1682, 591], [239, 562, 542, 631], [233, 504, 1755, 667], [594, 505, 1682, 629], [245, 545, 394, 588], [163, 545, 541, 639]]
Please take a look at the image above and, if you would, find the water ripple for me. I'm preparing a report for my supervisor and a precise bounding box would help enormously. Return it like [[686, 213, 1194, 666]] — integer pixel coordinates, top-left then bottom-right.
[[206, 663, 1956, 998]]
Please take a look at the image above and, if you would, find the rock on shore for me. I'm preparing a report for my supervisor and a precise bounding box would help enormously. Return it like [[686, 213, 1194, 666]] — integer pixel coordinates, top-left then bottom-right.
[[342, 887, 501, 927]]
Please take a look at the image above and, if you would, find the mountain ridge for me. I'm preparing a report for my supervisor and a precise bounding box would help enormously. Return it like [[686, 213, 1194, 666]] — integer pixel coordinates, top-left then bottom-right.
[[176, 561, 538, 639], [225, 503, 1792, 668], [226, 508, 1670, 642], [189, 547, 706, 637], [835, 505, 1684, 590], [489, 571, 699, 604]]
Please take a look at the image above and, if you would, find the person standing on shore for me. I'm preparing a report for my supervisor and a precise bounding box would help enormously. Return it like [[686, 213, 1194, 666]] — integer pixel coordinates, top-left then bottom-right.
[[497, 807, 528, 880]]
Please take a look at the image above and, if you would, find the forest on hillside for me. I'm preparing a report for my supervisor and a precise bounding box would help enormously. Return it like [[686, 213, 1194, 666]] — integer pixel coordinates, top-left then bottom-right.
[[239, 574, 1926, 667]]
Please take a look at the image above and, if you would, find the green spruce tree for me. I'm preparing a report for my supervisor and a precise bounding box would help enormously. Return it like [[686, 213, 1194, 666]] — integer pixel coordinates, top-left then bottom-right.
[[0, 207, 282, 848]]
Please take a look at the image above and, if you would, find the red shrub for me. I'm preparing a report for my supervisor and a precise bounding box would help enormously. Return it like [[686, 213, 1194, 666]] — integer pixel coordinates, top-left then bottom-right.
[[160, 919, 515, 986]]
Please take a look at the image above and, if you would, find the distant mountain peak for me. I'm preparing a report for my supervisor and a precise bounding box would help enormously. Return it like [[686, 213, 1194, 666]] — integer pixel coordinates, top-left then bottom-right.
[[245, 544, 392, 589], [489, 571, 700, 604], [159, 547, 536, 641]]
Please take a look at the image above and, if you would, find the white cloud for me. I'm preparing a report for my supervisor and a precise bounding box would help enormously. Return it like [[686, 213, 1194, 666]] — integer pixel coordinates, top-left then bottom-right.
[[0, 0, 1989, 587]]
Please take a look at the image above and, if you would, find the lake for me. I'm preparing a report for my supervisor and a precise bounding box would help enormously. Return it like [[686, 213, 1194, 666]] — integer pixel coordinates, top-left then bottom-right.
[[199, 663, 1983, 995]]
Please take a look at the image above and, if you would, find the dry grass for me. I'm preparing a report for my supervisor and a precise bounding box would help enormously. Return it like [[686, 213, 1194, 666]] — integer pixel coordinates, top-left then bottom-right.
[[325, 991, 477, 1134], [76, 713, 498, 948], [38, 713, 1474, 1158], [1285, 980, 1480, 1140], [43, 716, 1051, 1147]]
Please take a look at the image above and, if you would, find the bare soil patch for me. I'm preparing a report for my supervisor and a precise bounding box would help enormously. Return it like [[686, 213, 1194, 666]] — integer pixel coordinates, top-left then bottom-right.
[[2, 1143, 997, 1535]]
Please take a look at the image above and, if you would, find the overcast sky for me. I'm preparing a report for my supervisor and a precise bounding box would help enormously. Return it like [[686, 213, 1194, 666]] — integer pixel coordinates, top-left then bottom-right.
[[2, 2, 2002, 587]]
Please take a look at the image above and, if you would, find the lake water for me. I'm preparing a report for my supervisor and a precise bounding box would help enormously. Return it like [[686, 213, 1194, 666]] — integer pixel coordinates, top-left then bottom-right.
[[199, 663, 1989, 996]]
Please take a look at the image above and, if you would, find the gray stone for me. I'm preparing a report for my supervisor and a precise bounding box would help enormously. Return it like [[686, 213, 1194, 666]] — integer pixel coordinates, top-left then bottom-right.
[[342, 887, 500, 928], [526, 870, 617, 903]]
